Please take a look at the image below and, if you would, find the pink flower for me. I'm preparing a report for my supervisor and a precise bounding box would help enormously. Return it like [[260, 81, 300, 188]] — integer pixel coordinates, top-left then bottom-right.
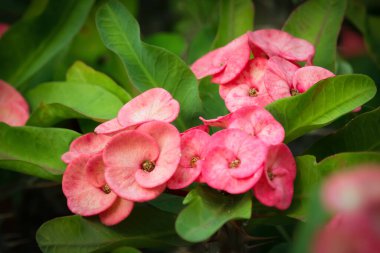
[[167, 129, 211, 189], [0, 80, 29, 126], [264, 56, 334, 100], [62, 154, 134, 226], [253, 144, 296, 210], [248, 29, 315, 64], [219, 58, 274, 111], [200, 106, 285, 146], [322, 166, 380, 214], [103, 121, 181, 202], [201, 129, 268, 194], [0, 23, 9, 38], [313, 211, 380, 253], [61, 133, 111, 164], [191, 34, 251, 84], [95, 88, 180, 135]]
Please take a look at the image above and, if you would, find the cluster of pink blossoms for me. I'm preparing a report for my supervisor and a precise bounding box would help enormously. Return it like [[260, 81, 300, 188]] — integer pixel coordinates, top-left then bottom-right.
[[62, 29, 336, 226], [191, 29, 335, 112]]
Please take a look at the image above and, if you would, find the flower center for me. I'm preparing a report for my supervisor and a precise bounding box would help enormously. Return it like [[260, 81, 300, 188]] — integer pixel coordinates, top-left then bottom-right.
[[267, 170, 274, 181], [290, 89, 299, 96], [102, 184, 111, 194], [229, 159, 241, 168], [190, 156, 200, 168], [248, 88, 258, 97], [141, 160, 155, 172]]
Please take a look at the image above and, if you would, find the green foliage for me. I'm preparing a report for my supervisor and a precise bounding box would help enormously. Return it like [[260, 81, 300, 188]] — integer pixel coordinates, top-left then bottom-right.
[[212, 0, 254, 48], [0, 123, 80, 181], [288, 152, 380, 219], [175, 185, 252, 242], [307, 107, 380, 159], [96, 0, 202, 130], [66, 61, 132, 103], [0, 0, 94, 90], [36, 205, 188, 253], [26, 82, 123, 127], [266, 74, 376, 143], [283, 0, 346, 72]]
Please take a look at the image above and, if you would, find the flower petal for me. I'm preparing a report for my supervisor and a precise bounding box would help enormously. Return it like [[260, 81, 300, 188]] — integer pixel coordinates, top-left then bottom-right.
[[134, 121, 181, 188], [249, 29, 315, 62], [117, 88, 179, 128], [103, 130, 163, 202], [62, 155, 117, 216], [94, 118, 127, 135], [264, 56, 299, 100], [61, 133, 111, 164], [86, 154, 107, 188], [99, 198, 134, 226], [202, 146, 263, 194], [293, 66, 335, 93]]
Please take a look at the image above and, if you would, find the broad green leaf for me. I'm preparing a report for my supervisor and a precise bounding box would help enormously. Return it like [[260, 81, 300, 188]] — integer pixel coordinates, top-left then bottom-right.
[[36, 205, 187, 253], [66, 61, 132, 103], [148, 193, 184, 214], [307, 107, 380, 159], [175, 185, 252, 242], [265, 74, 376, 143], [212, 0, 254, 48], [96, 0, 202, 130], [283, 0, 346, 72], [288, 152, 380, 219], [0, 0, 94, 90], [111, 247, 141, 253], [0, 123, 80, 181], [27, 82, 123, 127], [144, 32, 186, 56]]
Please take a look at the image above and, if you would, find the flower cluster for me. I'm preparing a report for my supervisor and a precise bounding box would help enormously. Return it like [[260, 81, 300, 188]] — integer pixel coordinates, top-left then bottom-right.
[[61, 29, 326, 226], [191, 29, 334, 112]]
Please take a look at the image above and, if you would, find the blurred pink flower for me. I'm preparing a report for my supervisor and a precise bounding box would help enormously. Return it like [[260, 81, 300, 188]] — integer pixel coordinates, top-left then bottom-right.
[[0, 23, 9, 37], [0, 80, 29, 126]]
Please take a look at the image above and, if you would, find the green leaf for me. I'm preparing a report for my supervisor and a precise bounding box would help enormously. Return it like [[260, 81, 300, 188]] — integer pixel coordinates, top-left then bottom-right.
[[212, 0, 254, 48], [0, 123, 80, 181], [36, 205, 187, 253], [27, 82, 123, 127], [66, 61, 132, 103], [96, 0, 203, 130], [288, 152, 380, 219], [307, 107, 380, 159], [175, 185, 252, 242], [283, 0, 346, 72], [265, 74, 377, 143], [148, 193, 184, 214], [0, 0, 94, 90], [111, 247, 141, 253]]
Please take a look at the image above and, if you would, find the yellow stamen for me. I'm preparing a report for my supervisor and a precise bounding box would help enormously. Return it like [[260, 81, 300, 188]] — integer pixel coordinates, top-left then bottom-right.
[[141, 160, 155, 172]]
